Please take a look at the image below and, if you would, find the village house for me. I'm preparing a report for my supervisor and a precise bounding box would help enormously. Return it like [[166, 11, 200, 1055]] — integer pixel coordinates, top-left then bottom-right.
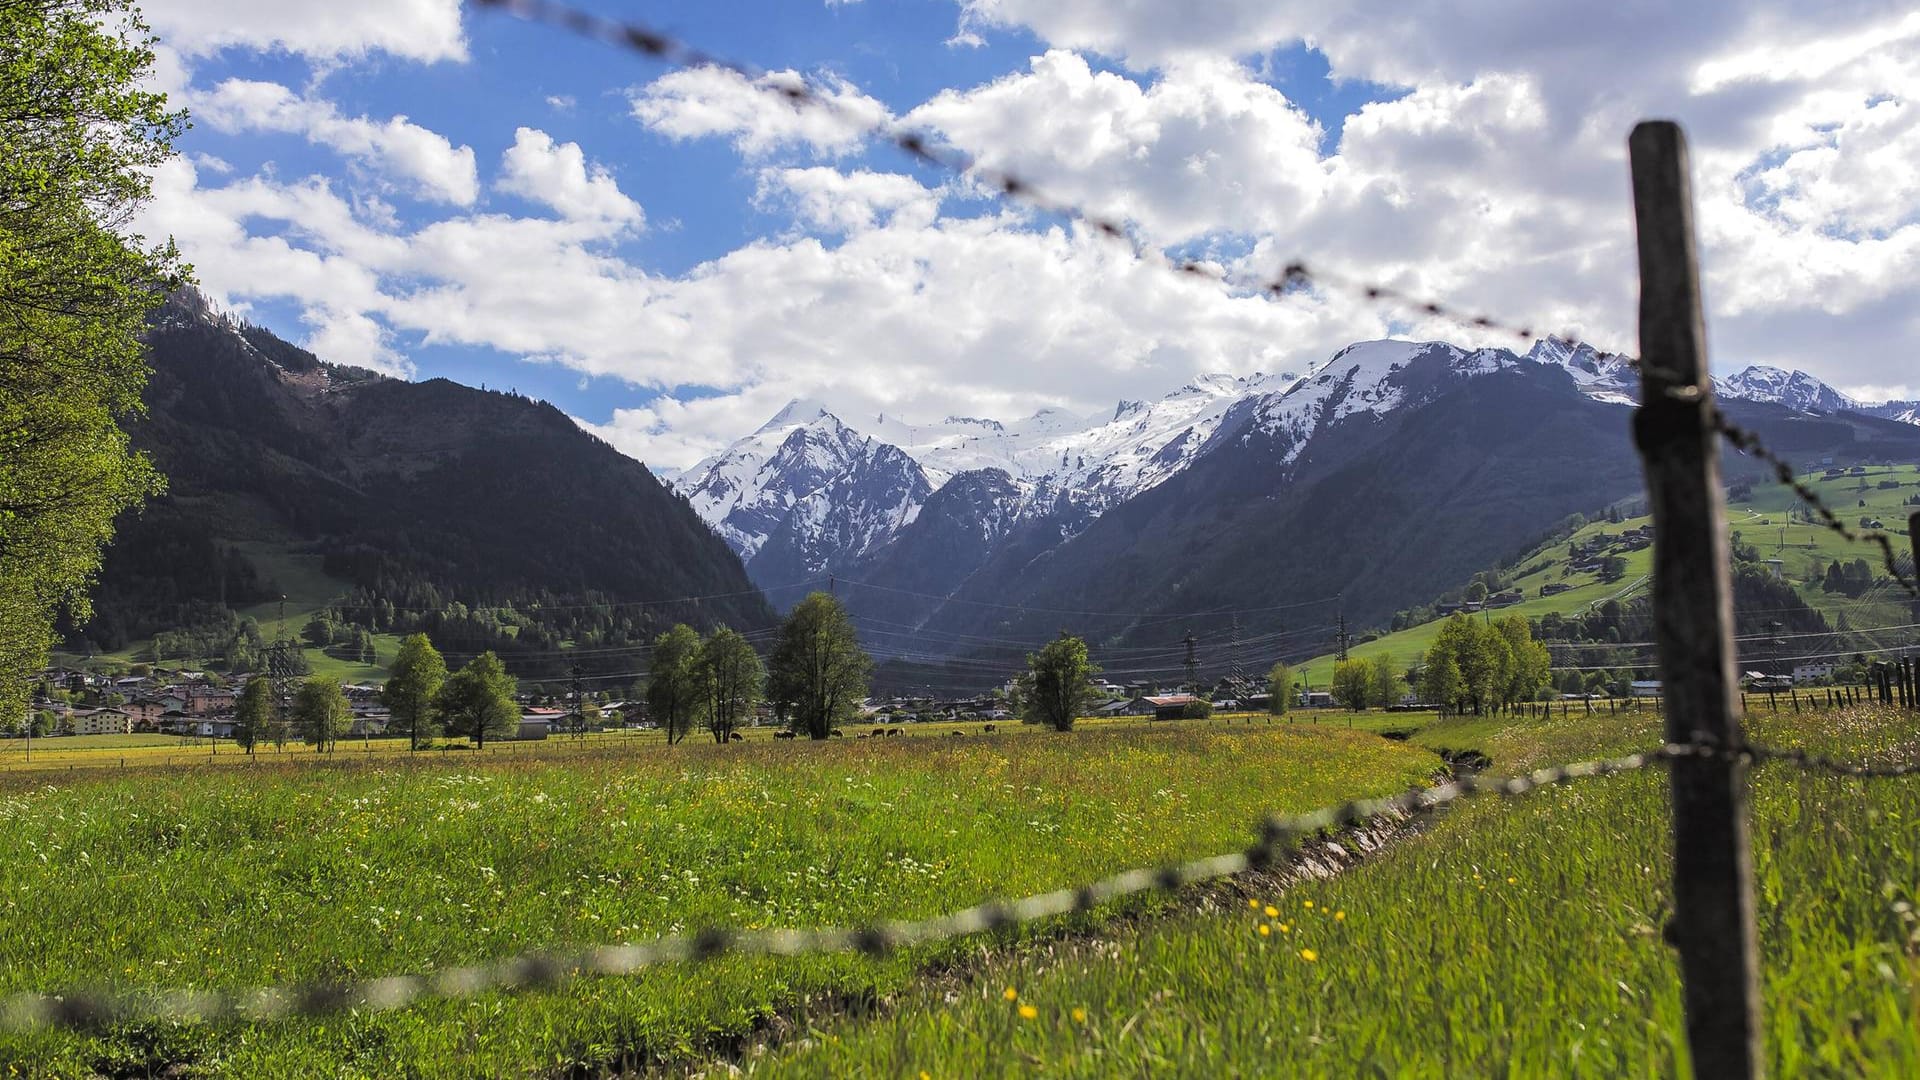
[[67, 707, 132, 736], [1128, 694, 1201, 720], [1791, 661, 1836, 684]]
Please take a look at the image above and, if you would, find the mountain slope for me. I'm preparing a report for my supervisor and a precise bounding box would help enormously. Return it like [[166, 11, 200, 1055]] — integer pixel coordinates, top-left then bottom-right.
[[74, 291, 772, 678]]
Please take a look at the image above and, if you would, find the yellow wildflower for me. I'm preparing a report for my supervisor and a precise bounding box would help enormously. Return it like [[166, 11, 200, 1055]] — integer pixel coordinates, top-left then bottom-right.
[[1334, 910, 1346, 921], [1071, 1007, 1088, 1024], [1279, 922, 1290, 933], [1264, 905, 1279, 918], [1299, 948, 1318, 962], [1506, 876, 1517, 884], [1257, 924, 1271, 937], [1303, 900, 1314, 909], [1018, 1004, 1038, 1020], [1247, 898, 1261, 909], [1003, 986, 1018, 1001]]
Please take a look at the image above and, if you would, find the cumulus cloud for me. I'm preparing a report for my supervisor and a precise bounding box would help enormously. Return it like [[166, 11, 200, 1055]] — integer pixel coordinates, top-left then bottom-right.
[[194, 79, 479, 205], [497, 128, 645, 226], [142, 0, 466, 63], [629, 65, 891, 156], [753, 167, 940, 233]]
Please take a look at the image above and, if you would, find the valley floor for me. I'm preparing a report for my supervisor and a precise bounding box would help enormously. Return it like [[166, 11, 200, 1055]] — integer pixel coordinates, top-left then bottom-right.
[[0, 704, 1912, 1077]]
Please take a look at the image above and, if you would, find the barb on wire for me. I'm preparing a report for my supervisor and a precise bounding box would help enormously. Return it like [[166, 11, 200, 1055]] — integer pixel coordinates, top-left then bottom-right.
[[469, 0, 1587, 348], [0, 745, 1677, 1033], [1713, 411, 1920, 597]]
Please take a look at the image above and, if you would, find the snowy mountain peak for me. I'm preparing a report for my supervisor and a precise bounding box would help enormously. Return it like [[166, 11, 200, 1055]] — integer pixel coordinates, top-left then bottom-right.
[[1715, 366, 1858, 413], [758, 397, 836, 434]]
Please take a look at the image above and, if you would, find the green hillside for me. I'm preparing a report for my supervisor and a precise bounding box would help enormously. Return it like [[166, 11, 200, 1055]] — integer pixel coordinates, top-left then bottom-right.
[[1296, 464, 1918, 688]]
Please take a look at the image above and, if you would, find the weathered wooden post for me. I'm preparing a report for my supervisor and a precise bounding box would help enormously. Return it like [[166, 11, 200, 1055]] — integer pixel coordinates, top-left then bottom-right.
[[1629, 119, 1762, 1079]]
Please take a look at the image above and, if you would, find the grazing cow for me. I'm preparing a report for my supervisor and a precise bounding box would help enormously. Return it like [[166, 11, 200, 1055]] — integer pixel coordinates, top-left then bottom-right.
[[830, 728, 844, 738], [983, 724, 996, 734], [872, 727, 886, 736], [727, 731, 744, 742], [773, 730, 796, 740], [888, 728, 903, 736]]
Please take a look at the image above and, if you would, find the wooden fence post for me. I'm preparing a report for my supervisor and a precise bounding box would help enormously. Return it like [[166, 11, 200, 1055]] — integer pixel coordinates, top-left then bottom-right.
[[1629, 119, 1762, 1079]]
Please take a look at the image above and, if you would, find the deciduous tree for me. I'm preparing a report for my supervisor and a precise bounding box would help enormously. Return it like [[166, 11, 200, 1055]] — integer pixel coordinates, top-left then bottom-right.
[[646, 624, 702, 745], [0, 0, 186, 726], [234, 676, 271, 754], [1020, 633, 1099, 732], [292, 677, 350, 753], [697, 627, 763, 742], [435, 651, 518, 749], [384, 633, 446, 750], [1267, 660, 1292, 715], [767, 592, 871, 740]]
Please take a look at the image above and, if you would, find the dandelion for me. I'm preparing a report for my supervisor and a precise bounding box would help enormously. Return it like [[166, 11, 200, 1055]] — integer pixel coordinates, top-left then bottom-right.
[[1303, 900, 1314, 909], [1264, 905, 1279, 918], [1279, 922, 1290, 933], [1257, 924, 1271, 937], [1247, 898, 1261, 909], [1003, 986, 1019, 1002], [1071, 1007, 1087, 1024], [1018, 1004, 1038, 1020], [1299, 948, 1318, 962], [1506, 876, 1517, 884], [922, 1073, 932, 1080], [1334, 910, 1346, 921]]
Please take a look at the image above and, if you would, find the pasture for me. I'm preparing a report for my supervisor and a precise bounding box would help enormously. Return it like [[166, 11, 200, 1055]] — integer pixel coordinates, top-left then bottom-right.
[[0, 721, 1438, 1077], [763, 704, 1920, 1077]]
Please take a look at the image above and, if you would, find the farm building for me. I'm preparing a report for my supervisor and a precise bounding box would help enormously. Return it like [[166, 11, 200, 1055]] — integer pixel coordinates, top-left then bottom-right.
[[1129, 694, 1201, 720]]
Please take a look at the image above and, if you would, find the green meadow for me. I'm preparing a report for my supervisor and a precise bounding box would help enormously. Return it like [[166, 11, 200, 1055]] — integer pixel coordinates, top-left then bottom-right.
[[763, 704, 1920, 1077], [0, 723, 1437, 1077]]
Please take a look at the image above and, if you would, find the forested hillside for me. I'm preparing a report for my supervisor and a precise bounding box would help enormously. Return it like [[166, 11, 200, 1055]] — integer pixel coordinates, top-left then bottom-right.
[[67, 291, 772, 680]]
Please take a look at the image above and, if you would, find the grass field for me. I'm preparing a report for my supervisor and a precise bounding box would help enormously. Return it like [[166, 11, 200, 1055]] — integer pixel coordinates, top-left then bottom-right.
[[1295, 464, 1919, 683], [0, 720, 1440, 1077], [759, 704, 1920, 1077]]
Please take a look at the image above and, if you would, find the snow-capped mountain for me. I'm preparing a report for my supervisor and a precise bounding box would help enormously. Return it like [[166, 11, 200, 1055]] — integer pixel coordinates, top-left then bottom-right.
[[673, 338, 1920, 599], [678, 403, 927, 573], [1714, 366, 1858, 413]]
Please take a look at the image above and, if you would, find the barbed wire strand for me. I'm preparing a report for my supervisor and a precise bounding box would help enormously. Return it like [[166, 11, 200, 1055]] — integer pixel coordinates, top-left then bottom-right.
[[468, 0, 1594, 349], [1713, 411, 1920, 597], [5, 737, 1913, 1033]]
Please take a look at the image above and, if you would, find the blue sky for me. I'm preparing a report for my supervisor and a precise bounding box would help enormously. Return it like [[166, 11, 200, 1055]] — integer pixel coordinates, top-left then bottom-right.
[[136, 0, 1920, 468]]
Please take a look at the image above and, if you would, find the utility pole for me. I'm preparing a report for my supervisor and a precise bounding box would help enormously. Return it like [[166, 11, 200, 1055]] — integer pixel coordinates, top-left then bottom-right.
[[1183, 630, 1198, 697], [569, 664, 585, 739], [1229, 617, 1245, 683], [1334, 612, 1352, 662], [1630, 118, 1760, 1078]]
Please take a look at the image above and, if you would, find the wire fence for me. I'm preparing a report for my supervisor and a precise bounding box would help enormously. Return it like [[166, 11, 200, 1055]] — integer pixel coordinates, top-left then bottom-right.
[[0, 734, 1908, 1034]]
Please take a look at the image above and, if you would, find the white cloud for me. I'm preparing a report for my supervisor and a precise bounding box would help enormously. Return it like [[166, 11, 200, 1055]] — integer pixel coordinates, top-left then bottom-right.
[[754, 167, 939, 233], [142, 0, 466, 63], [195, 79, 479, 205], [545, 94, 577, 112], [629, 66, 891, 156], [497, 128, 645, 226]]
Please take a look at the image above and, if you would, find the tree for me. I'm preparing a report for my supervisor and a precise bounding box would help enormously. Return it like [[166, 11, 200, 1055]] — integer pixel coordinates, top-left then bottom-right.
[[0, 0, 185, 729], [1267, 661, 1292, 715], [1020, 633, 1100, 732], [435, 651, 518, 749], [234, 676, 272, 754], [1421, 652, 1461, 712], [1366, 654, 1403, 708], [1330, 659, 1372, 711], [384, 633, 447, 751], [767, 592, 872, 740], [1494, 615, 1552, 705], [292, 677, 351, 753], [697, 627, 764, 742], [646, 624, 702, 745]]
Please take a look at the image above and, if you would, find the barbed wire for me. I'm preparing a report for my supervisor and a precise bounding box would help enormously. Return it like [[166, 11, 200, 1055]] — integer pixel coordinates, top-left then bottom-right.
[[468, 0, 1592, 349], [4, 736, 1912, 1033], [1713, 411, 1920, 597]]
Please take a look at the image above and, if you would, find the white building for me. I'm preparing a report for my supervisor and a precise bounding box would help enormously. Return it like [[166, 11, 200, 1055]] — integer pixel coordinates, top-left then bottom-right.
[[1791, 662, 1835, 684]]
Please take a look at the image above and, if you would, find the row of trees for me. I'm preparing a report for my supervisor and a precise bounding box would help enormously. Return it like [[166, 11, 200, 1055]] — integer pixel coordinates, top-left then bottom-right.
[[1330, 654, 1408, 711], [1419, 614, 1553, 714], [647, 592, 875, 742], [227, 635, 521, 754]]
